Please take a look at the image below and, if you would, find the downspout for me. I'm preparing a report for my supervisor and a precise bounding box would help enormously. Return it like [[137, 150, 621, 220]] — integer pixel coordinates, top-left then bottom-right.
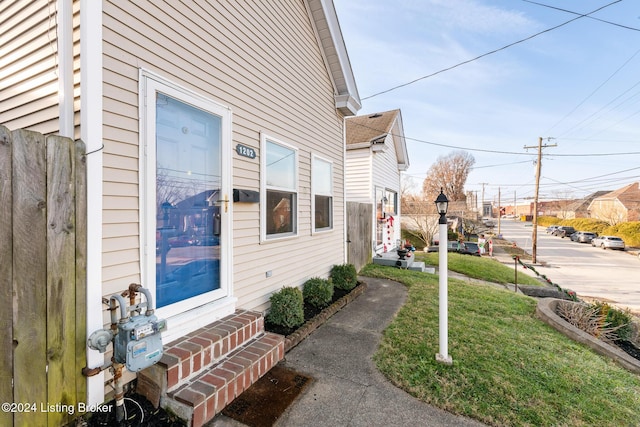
[[343, 117, 348, 264], [81, 0, 104, 407], [57, 0, 74, 138]]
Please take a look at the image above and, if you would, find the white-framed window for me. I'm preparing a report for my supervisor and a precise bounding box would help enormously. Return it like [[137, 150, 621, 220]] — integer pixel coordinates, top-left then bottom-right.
[[385, 189, 397, 215], [312, 154, 333, 232], [261, 134, 298, 240]]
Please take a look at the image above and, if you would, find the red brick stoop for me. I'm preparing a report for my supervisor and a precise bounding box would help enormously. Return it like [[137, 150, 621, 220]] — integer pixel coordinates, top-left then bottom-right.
[[137, 310, 285, 427]]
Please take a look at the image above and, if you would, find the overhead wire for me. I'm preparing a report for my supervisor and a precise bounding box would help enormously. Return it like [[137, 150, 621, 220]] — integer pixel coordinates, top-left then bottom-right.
[[348, 118, 640, 157], [522, 0, 640, 32], [545, 47, 640, 135], [361, 0, 623, 100]]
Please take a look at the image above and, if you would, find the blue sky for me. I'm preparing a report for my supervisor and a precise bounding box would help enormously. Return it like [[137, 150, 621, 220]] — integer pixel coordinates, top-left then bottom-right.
[[334, 0, 640, 206]]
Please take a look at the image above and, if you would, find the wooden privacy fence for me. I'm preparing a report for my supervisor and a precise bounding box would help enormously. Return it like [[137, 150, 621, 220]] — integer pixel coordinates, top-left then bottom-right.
[[346, 201, 372, 272], [0, 126, 87, 427]]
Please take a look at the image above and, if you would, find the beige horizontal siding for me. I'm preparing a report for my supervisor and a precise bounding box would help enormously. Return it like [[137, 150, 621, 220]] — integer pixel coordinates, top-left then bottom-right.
[[1, 1, 81, 134], [101, 0, 346, 313]]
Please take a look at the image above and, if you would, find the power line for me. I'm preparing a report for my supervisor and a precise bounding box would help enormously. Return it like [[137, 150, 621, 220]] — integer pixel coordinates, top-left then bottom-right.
[[546, 46, 640, 135], [522, 0, 640, 32], [349, 118, 640, 157], [361, 0, 623, 100]]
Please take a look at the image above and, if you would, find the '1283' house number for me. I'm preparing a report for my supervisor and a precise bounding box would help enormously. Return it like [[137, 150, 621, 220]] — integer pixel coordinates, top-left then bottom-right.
[[236, 144, 256, 159]]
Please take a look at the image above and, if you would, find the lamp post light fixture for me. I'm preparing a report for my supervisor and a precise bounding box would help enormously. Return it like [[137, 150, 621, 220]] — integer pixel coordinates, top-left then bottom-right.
[[434, 188, 452, 365]]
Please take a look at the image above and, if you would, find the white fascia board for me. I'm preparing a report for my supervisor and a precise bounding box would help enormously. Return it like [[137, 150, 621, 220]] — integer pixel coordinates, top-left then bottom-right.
[[307, 0, 362, 115]]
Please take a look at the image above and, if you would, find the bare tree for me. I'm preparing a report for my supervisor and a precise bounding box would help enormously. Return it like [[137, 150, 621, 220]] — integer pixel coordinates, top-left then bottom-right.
[[400, 191, 439, 247], [422, 151, 475, 201]]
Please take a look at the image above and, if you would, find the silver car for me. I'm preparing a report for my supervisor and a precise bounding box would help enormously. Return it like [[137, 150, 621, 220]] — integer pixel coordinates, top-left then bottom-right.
[[591, 235, 625, 250], [570, 231, 597, 244]]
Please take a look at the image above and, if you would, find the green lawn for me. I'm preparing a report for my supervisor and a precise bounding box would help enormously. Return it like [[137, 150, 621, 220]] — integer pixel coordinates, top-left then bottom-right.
[[418, 252, 543, 287], [360, 263, 640, 427]]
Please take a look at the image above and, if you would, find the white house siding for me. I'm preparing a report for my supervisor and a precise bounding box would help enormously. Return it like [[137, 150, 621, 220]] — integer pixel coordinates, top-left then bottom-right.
[[101, 1, 347, 314], [345, 148, 372, 203], [0, 0, 80, 134]]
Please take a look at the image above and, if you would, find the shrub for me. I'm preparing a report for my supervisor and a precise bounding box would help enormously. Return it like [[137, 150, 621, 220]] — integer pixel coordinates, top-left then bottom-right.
[[303, 277, 334, 309], [602, 221, 640, 247], [330, 263, 358, 291], [592, 301, 633, 342], [266, 286, 304, 328], [557, 301, 633, 343]]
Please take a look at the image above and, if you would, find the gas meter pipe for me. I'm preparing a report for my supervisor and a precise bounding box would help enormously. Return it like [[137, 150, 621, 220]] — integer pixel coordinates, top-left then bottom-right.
[[128, 283, 155, 315], [109, 294, 128, 327], [113, 362, 126, 423]]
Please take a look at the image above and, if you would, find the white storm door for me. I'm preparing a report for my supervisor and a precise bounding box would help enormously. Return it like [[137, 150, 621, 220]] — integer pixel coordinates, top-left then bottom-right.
[[143, 75, 231, 319]]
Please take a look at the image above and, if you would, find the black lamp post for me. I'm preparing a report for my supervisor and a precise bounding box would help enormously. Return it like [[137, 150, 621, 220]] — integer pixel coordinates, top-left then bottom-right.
[[435, 189, 449, 224], [434, 188, 452, 364]]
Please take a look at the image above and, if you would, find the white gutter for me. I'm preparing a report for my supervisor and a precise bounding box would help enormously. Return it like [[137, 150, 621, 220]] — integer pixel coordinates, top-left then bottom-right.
[[81, 0, 104, 406], [57, 0, 74, 138], [343, 117, 348, 263]]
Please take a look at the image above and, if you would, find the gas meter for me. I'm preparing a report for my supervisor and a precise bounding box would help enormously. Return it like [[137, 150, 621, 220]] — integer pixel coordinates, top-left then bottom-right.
[[88, 285, 167, 372], [114, 311, 166, 372]]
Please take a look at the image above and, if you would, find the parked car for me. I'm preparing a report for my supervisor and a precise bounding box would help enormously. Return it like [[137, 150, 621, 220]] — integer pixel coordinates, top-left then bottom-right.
[[546, 225, 559, 234], [591, 235, 625, 250], [482, 218, 495, 228], [570, 231, 597, 244], [445, 241, 481, 256], [552, 226, 576, 238]]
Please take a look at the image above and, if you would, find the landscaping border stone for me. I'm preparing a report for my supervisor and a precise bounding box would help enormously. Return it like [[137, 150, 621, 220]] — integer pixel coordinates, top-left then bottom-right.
[[536, 298, 640, 375]]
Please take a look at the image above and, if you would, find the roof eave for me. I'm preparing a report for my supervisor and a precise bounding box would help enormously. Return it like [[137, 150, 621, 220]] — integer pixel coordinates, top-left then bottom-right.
[[306, 0, 362, 116]]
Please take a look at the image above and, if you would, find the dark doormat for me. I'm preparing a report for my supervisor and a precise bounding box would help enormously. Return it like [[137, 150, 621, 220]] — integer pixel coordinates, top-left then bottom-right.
[[221, 364, 312, 427]]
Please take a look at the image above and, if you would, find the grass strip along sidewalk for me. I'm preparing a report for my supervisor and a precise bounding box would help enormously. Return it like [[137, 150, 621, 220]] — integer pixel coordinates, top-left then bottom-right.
[[361, 263, 640, 427], [419, 252, 542, 287]]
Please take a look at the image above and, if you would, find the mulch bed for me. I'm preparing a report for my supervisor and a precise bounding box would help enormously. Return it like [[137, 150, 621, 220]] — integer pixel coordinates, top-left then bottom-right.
[[615, 340, 640, 361], [221, 364, 312, 427]]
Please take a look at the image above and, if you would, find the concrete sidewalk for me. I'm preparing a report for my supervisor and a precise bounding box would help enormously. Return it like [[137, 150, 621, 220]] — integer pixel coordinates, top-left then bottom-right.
[[211, 277, 485, 426]]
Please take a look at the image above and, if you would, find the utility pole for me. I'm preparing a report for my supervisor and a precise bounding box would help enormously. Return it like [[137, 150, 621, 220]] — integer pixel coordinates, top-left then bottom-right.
[[524, 137, 557, 264], [497, 187, 501, 236], [478, 183, 488, 217]]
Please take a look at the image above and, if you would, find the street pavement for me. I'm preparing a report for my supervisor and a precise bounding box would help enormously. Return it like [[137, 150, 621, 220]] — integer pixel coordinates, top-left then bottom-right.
[[492, 219, 640, 315]]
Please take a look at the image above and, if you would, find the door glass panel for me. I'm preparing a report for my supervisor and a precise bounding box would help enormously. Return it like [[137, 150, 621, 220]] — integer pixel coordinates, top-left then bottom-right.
[[375, 187, 384, 247], [155, 94, 221, 308]]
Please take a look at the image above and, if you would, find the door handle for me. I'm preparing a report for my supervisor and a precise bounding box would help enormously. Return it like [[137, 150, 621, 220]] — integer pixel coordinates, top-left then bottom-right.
[[213, 212, 221, 236], [214, 194, 230, 213]]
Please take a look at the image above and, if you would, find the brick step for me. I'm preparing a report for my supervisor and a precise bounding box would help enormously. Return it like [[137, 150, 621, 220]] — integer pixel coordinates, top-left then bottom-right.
[[164, 333, 284, 426], [138, 310, 285, 427]]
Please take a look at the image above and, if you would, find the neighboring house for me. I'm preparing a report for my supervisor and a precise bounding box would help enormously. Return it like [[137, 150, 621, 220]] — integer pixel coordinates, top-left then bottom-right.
[[345, 109, 409, 254], [2, 1, 360, 424], [588, 183, 640, 224], [559, 191, 610, 219]]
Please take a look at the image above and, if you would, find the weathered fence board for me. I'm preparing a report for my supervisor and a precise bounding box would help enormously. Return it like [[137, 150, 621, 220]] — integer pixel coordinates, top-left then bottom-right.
[[12, 129, 48, 427], [0, 125, 86, 427], [74, 139, 88, 407], [346, 202, 372, 272], [46, 135, 78, 427], [0, 126, 14, 427]]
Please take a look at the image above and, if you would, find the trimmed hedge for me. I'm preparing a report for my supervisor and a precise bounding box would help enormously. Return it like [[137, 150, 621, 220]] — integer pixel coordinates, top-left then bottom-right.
[[266, 286, 304, 328], [303, 277, 334, 309], [330, 263, 358, 291]]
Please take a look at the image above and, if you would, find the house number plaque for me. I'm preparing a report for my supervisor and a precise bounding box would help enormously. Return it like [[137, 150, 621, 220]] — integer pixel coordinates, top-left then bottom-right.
[[236, 144, 256, 159]]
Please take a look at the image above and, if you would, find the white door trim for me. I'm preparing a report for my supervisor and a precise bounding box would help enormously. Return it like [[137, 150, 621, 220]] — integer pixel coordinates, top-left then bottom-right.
[[138, 69, 235, 342]]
